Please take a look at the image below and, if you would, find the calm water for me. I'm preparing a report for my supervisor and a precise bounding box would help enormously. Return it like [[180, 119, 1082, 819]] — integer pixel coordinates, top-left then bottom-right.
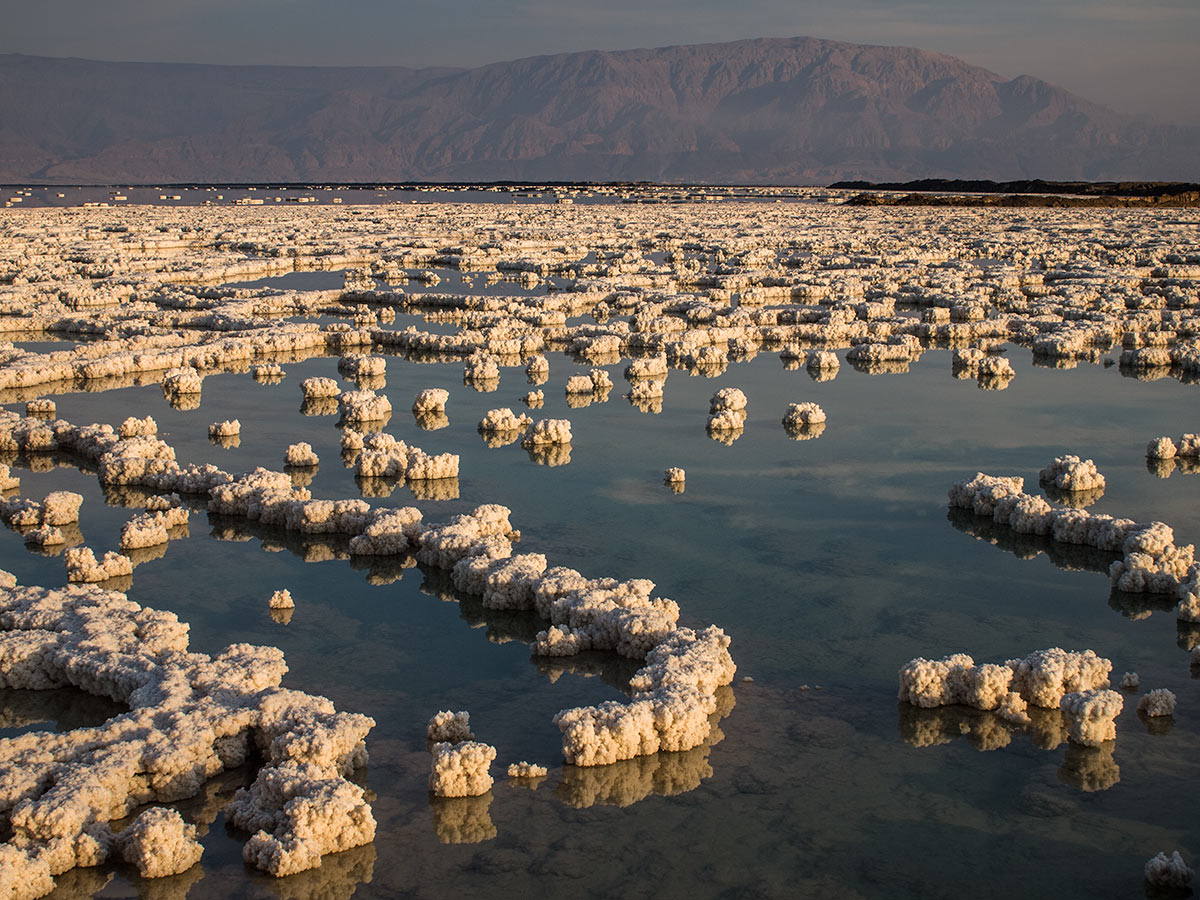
[[3, 340, 1197, 899]]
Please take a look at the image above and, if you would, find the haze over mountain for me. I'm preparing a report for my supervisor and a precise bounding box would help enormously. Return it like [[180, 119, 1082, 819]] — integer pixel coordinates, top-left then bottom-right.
[[1, 37, 1195, 184]]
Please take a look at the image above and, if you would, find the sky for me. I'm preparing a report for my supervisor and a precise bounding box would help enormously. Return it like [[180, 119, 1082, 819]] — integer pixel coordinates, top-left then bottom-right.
[[3, 0, 1198, 127]]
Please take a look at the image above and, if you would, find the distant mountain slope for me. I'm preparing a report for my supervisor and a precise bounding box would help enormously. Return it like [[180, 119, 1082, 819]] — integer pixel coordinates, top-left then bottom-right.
[[1, 37, 1195, 183]]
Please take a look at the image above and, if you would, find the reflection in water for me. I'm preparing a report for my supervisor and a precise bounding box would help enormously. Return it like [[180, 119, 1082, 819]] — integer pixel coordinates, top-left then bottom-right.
[[23, 522, 85, 557], [408, 477, 460, 502], [300, 397, 339, 417], [899, 704, 1117, 790], [783, 422, 826, 442], [355, 475, 398, 498], [42, 868, 113, 900], [1040, 483, 1105, 508], [431, 794, 496, 844], [527, 444, 571, 467], [130, 866, 204, 900], [286, 465, 317, 488], [1147, 456, 1199, 479], [0, 686, 127, 733], [208, 434, 240, 450], [414, 410, 450, 431], [262, 842, 375, 900]]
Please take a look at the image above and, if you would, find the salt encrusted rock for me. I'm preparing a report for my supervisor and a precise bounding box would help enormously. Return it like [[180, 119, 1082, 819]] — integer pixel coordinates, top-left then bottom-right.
[[709, 387, 747, 417], [1060, 689, 1123, 747], [1137, 688, 1177, 717], [525, 355, 549, 383], [208, 419, 240, 438], [565, 369, 612, 394], [1120, 671, 1140, 690], [269, 589, 294, 610], [119, 416, 157, 438], [429, 741, 496, 798], [1039, 455, 1106, 493], [521, 419, 572, 447], [412, 388, 450, 415], [1147, 436, 1178, 459], [507, 761, 548, 778], [285, 442, 319, 467], [119, 505, 189, 550], [664, 467, 685, 484], [339, 354, 385, 378], [782, 402, 826, 429], [64, 546, 134, 582], [25, 399, 55, 418], [1145, 851, 1194, 889], [523, 390, 544, 407], [427, 710, 474, 743], [338, 389, 391, 424], [115, 807, 203, 878], [625, 355, 668, 379], [464, 351, 500, 382]]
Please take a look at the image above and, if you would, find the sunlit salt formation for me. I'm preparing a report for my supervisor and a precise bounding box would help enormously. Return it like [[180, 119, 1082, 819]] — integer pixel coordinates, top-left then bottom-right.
[[1039, 455, 1106, 493], [24, 399, 55, 418], [427, 710, 474, 743], [429, 741, 496, 798], [337, 389, 392, 425], [522, 390, 544, 408], [805, 350, 839, 375], [113, 807, 203, 878], [0, 465, 18, 492], [0, 575, 376, 890], [565, 369, 613, 396], [478, 408, 532, 445], [161, 366, 202, 395], [626, 379, 664, 410], [251, 363, 283, 381], [300, 377, 341, 399], [1137, 688, 1176, 717], [525, 355, 549, 385], [347, 506, 423, 557], [464, 351, 500, 383], [521, 418, 572, 449], [285, 441, 319, 467], [781, 402, 826, 434], [625, 355, 668, 380], [118, 501, 188, 551], [664, 467, 685, 488], [948, 472, 1197, 602], [338, 354, 385, 380], [0, 490, 83, 530], [1059, 689, 1123, 747], [63, 546, 134, 583], [118, 416, 156, 438], [506, 761, 548, 778], [1145, 851, 1194, 889], [208, 419, 240, 439], [1147, 433, 1200, 462], [269, 589, 294, 610], [412, 387, 450, 417]]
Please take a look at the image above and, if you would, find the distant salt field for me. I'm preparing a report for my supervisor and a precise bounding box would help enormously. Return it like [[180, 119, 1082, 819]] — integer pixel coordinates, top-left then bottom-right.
[[1, 195, 1198, 899]]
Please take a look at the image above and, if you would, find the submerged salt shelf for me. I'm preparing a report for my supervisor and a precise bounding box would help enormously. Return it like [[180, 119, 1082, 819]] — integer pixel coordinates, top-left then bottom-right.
[[0, 197, 1198, 899]]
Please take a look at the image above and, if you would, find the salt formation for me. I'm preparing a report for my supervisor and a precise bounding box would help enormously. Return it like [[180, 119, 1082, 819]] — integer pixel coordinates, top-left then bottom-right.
[[339, 354, 385, 379], [64, 547, 134, 583], [301, 377, 341, 399], [523, 390, 544, 407], [1039, 455, 1106, 493], [285, 442, 319, 467], [338, 389, 391, 424], [1137, 688, 1177, 717], [0, 574, 375, 892], [251, 363, 283, 380], [782, 402, 826, 431], [208, 419, 240, 438], [161, 367, 202, 395], [427, 710, 474, 743], [429, 741, 496, 798], [1059, 689, 1123, 747], [1145, 851, 1194, 889], [565, 369, 613, 395], [664, 467, 685, 485], [478, 408, 532, 438], [949, 472, 1197, 608], [113, 807, 203, 878], [24, 399, 55, 418], [524, 355, 549, 383], [412, 388, 450, 416], [269, 589, 295, 609], [1120, 671, 1140, 690], [521, 419, 572, 448], [118, 502, 189, 551], [506, 761, 548, 778]]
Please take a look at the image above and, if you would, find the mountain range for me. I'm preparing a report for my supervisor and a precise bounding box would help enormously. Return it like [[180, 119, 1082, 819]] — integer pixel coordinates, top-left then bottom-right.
[[1, 37, 1196, 184]]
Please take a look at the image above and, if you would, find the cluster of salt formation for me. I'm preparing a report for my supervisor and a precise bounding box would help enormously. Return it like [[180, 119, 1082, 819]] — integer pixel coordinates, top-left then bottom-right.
[[664, 467, 685, 486], [781, 401, 826, 433], [0, 574, 375, 891], [464, 351, 500, 384], [706, 388, 747, 438], [0, 464, 19, 492], [521, 418, 572, 448], [63, 546, 134, 583], [1137, 688, 1177, 717], [626, 355, 668, 380], [1145, 851, 1194, 889], [427, 710, 474, 743], [1039, 455, 1106, 493], [1120, 671, 1140, 690], [949, 473, 1197, 610], [1147, 433, 1200, 460], [429, 742, 496, 798], [208, 419, 240, 438], [565, 368, 613, 395], [898, 648, 1113, 736], [951, 347, 1016, 388], [24, 399, 55, 418], [506, 761, 548, 778], [339, 354, 385, 379], [478, 408, 533, 447], [625, 378, 665, 413], [1058, 689, 1124, 747], [522, 389, 544, 407], [300, 377, 341, 399], [119, 416, 156, 438], [251, 362, 283, 381], [337, 389, 391, 425], [118, 499, 189, 551], [285, 441, 319, 467]]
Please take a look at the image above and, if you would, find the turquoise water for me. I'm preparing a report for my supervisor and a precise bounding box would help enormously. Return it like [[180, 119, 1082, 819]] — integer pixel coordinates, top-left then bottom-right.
[[3, 341, 1198, 899]]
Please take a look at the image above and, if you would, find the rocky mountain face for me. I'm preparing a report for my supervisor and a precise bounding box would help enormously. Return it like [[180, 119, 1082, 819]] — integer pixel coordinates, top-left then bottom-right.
[[1, 37, 1195, 183]]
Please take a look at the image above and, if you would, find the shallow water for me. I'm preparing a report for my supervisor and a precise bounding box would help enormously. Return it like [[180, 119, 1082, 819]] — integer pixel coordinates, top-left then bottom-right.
[[3, 335, 1198, 899]]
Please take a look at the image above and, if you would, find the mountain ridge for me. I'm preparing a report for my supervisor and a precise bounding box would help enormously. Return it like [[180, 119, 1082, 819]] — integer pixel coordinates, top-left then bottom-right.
[[1, 37, 1195, 183]]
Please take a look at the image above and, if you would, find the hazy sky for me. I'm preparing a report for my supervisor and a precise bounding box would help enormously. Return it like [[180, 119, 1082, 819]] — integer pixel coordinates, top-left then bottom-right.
[[4, 0, 1198, 126]]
